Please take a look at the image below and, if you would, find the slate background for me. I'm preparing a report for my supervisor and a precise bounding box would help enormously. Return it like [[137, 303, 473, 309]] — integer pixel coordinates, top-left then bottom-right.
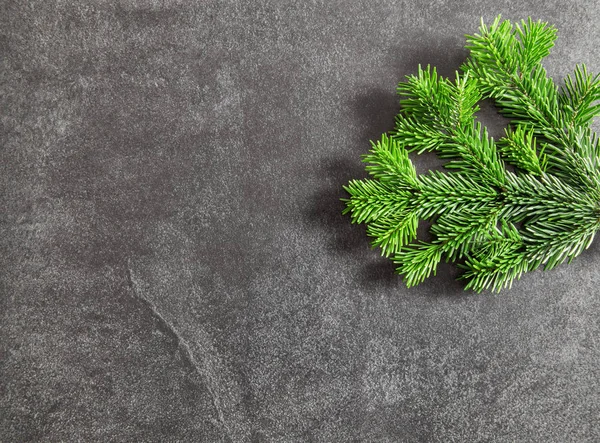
[[2, 0, 600, 441]]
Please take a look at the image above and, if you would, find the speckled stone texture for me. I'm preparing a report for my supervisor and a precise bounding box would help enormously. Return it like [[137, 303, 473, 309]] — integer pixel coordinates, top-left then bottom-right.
[[2, 1, 600, 441]]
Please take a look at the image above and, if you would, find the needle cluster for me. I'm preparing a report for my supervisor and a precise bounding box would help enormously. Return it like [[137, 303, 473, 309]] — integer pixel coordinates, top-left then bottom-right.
[[343, 16, 600, 292]]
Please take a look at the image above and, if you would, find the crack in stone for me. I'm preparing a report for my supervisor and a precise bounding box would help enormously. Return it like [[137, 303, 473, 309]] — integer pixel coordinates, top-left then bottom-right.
[[125, 259, 234, 442]]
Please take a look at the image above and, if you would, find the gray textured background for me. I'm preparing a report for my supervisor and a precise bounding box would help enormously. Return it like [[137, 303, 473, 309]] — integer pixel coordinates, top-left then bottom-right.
[[2, 1, 600, 441]]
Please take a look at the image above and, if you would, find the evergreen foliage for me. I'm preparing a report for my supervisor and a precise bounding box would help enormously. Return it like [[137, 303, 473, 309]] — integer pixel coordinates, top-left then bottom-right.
[[343, 16, 600, 292]]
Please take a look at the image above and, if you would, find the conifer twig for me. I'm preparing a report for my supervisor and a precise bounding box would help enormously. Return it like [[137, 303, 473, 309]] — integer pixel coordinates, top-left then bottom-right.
[[343, 15, 600, 292]]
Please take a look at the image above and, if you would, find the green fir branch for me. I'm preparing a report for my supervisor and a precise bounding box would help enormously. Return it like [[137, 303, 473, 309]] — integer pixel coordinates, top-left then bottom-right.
[[343, 15, 600, 292], [560, 64, 600, 128]]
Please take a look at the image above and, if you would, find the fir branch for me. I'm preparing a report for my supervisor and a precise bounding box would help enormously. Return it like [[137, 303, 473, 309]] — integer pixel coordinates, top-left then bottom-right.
[[366, 212, 419, 257], [497, 125, 546, 175], [522, 218, 599, 270], [342, 179, 412, 225], [343, 15, 600, 292], [515, 17, 557, 73], [560, 64, 600, 128], [394, 241, 444, 288], [415, 171, 499, 219], [461, 231, 529, 292], [361, 134, 418, 188], [500, 171, 597, 223]]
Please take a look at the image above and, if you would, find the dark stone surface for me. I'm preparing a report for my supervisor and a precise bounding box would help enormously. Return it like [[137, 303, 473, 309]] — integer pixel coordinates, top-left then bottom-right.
[[2, 1, 599, 441]]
